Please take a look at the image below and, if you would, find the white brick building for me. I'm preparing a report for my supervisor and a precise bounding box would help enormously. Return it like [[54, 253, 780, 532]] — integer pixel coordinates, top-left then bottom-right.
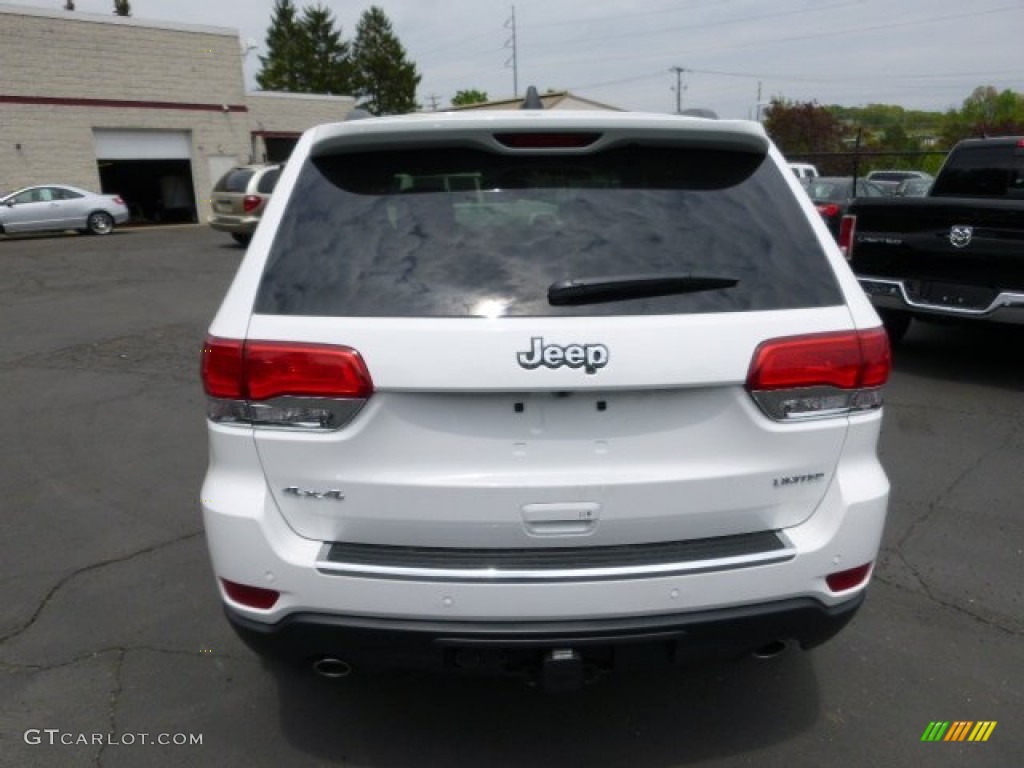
[[0, 4, 354, 223]]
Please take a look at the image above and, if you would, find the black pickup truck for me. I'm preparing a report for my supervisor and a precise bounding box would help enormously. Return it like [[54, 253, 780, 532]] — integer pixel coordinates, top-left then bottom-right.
[[845, 136, 1024, 342]]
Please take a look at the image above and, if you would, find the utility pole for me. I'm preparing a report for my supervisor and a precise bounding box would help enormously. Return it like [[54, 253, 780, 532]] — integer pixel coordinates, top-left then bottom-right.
[[504, 6, 519, 99], [426, 94, 441, 111], [670, 66, 686, 114]]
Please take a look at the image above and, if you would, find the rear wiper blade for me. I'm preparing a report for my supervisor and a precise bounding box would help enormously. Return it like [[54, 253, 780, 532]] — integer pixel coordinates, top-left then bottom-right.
[[547, 273, 738, 306]]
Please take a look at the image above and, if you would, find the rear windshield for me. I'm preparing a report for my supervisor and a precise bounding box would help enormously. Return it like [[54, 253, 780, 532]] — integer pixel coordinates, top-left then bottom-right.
[[869, 172, 912, 182], [257, 168, 281, 194], [806, 180, 852, 201], [215, 169, 256, 193], [932, 144, 1024, 197], [256, 146, 842, 317]]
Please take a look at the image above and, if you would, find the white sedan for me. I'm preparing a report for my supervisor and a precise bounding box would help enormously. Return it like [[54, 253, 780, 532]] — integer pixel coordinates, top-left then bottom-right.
[[0, 184, 130, 236]]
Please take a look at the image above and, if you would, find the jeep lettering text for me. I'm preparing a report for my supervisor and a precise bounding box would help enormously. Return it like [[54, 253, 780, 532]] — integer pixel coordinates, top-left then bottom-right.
[[517, 337, 610, 374]]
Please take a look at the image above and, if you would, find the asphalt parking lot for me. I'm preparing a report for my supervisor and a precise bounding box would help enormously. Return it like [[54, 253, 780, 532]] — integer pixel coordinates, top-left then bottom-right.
[[1, 225, 1021, 768]]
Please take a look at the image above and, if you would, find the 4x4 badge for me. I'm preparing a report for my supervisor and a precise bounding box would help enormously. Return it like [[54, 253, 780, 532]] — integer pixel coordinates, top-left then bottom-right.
[[949, 225, 973, 248], [517, 337, 609, 374], [283, 486, 345, 501]]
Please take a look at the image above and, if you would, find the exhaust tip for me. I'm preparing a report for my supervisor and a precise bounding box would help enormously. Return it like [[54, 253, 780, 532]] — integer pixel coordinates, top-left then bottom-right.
[[312, 657, 352, 678], [751, 640, 788, 660]]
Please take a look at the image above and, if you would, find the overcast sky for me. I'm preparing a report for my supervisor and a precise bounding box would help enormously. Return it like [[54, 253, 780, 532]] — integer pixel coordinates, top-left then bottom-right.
[[10, 0, 1024, 118]]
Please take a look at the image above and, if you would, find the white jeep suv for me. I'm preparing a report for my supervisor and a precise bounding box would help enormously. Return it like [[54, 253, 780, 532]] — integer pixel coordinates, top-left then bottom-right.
[[200, 110, 890, 690]]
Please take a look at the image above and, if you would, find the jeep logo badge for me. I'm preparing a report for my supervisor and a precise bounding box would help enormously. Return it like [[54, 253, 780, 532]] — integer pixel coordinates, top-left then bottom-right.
[[517, 337, 609, 374], [949, 225, 973, 248]]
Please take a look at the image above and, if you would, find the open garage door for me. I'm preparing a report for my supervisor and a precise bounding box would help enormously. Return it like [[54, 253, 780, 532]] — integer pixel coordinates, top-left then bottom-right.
[[93, 130, 197, 224]]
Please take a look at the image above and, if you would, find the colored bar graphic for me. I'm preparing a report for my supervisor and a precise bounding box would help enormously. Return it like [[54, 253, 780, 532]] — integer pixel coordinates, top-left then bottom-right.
[[921, 721, 996, 742], [969, 722, 997, 742], [945, 721, 971, 741]]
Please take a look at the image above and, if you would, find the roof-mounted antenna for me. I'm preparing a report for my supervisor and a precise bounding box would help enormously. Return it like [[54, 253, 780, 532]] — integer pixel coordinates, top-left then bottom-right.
[[520, 86, 544, 110]]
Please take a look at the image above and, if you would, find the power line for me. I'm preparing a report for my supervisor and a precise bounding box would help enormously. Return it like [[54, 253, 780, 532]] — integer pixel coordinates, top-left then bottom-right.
[[504, 5, 518, 99]]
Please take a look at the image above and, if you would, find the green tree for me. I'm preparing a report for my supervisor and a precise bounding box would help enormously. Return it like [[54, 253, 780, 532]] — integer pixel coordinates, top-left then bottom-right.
[[257, 0, 304, 92], [352, 6, 421, 115], [257, 1, 353, 95], [113, 0, 130, 16], [940, 86, 1024, 144], [451, 89, 488, 107], [297, 3, 354, 94]]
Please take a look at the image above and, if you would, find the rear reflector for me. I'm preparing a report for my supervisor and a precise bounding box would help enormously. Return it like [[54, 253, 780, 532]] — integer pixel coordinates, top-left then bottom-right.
[[243, 194, 263, 213], [838, 214, 857, 259], [201, 337, 373, 429], [493, 132, 601, 149], [746, 329, 890, 420], [221, 579, 280, 610], [826, 562, 872, 592]]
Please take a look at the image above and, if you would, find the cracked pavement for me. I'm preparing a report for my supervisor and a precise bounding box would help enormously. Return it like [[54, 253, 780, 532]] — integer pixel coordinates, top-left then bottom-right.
[[1, 227, 1021, 767]]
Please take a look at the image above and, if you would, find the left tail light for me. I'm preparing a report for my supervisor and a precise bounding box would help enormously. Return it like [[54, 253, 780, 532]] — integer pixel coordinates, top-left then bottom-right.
[[816, 203, 841, 218], [745, 328, 890, 421], [201, 337, 373, 430]]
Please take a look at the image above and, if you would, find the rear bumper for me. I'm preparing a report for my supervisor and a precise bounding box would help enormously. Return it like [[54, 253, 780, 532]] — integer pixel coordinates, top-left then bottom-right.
[[859, 276, 1024, 324], [225, 593, 864, 676], [208, 215, 260, 235]]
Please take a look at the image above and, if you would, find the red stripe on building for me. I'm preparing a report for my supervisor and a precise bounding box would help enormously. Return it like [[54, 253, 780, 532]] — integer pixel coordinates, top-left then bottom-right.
[[0, 94, 247, 112]]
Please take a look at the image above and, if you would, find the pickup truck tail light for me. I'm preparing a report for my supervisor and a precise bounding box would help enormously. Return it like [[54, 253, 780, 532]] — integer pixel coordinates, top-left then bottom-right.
[[838, 214, 857, 259], [201, 337, 373, 430], [746, 328, 890, 421]]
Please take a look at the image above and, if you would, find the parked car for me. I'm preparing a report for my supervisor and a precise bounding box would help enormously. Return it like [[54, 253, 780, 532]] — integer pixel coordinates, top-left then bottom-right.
[[803, 176, 888, 237], [201, 111, 891, 690], [788, 162, 819, 180], [895, 177, 932, 197], [864, 170, 933, 194], [0, 184, 129, 236], [207, 164, 282, 245]]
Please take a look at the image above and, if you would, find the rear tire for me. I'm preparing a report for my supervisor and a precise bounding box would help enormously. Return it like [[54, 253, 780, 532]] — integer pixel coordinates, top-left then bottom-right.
[[86, 211, 114, 235], [879, 309, 911, 344], [231, 233, 251, 246]]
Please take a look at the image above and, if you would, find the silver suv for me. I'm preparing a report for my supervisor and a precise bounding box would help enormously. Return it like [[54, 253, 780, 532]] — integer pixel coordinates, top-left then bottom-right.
[[207, 164, 282, 245], [201, 111, 891, 690]]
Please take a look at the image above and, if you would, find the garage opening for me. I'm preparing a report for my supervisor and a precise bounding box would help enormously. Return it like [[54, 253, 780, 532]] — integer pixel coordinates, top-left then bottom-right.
[[264, 136, 299, 163], [253, 131, 300, 164], [93, 130, 197, 225]]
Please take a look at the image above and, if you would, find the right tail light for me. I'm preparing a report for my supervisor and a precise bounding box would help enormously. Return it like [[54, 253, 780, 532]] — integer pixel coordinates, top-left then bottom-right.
[[746, 328, 890, 421]]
